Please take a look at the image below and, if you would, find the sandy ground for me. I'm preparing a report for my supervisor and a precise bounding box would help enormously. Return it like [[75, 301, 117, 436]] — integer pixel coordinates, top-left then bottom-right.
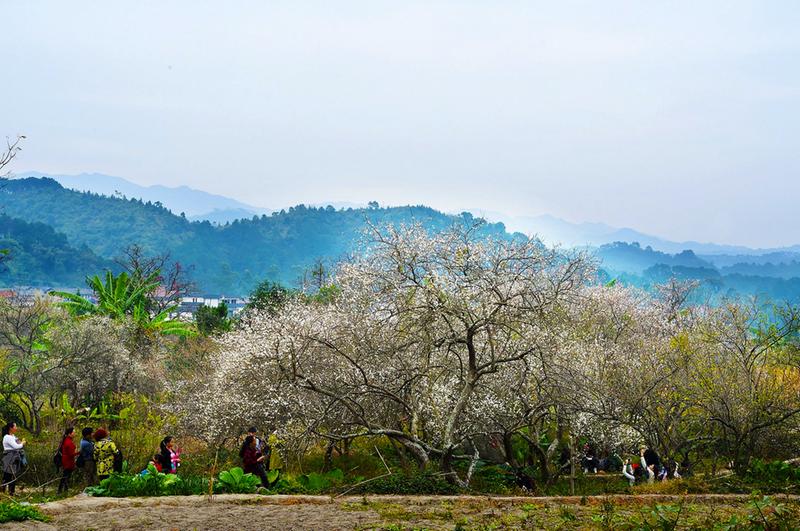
[[4, 493, 800, 530]]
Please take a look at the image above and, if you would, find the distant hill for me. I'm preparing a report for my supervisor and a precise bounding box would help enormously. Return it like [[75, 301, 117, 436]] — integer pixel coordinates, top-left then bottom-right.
[[18, 171, 800, 258], [473, 211, 800, 257], [0, 177, 510, 293], [3, 176, 800, 303], [0, 214, 113, 287], [596, 242, 714, 274], [13, 171, 270, 222]]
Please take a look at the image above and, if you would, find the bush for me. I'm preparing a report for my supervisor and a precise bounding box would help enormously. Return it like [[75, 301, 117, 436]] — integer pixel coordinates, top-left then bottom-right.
[[632, 477, 712, 495], [359, 469, 461, 495], [86, 465, 259, 497], [469, 463, 517, 494], [217, 467, 260, 494], [86, 466, 189, 497], [0, 501, 49, 524], [746, 459, 800, 485]]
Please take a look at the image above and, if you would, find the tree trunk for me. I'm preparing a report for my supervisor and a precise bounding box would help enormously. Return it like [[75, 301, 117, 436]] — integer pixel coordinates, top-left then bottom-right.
[[442, 446, 468, 489], [389, 435, 429, 470], [322, 440, 335, 472]]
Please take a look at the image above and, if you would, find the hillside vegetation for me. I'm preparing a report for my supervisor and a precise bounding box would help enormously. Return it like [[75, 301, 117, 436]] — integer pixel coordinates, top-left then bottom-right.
[[1, 177, 508, 292], [0, 214, 112, 286], [3, 177, 800, 302]]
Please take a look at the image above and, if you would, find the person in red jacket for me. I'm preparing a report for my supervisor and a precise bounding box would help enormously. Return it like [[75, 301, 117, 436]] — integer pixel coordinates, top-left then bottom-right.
[[58, 427, 77, 494]]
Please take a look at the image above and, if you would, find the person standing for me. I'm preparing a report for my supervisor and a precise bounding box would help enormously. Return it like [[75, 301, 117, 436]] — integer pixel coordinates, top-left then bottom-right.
[[58, 427, 77, 494], [640, 446, 658, 484], [93, 428, 118, 481], [78, 427, 96, 485], [2, 422, 25, 496], [240, 435, 268, 488], [622, 458, 636, 486], [247, 427, 271, 469]]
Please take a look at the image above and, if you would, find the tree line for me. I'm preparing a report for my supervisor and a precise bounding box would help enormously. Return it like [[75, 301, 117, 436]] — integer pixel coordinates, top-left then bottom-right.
[[178, 224, 800, 487]]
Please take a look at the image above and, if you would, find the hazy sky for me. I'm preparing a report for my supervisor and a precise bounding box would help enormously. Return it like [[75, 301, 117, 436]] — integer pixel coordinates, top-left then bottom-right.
[[3, 1, 800, 247]]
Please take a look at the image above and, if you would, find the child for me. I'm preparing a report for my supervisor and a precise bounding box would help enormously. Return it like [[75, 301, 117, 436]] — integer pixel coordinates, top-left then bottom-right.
[[139, 454, 163, 476]]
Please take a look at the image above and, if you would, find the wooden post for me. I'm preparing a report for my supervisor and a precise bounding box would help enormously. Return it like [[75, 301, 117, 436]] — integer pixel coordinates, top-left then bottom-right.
[[569, 435, 575, 496]]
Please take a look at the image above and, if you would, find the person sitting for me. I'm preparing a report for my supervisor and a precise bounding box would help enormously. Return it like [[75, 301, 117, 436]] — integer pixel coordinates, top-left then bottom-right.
[[139, 454, 163, 476], [159, 436, 179, 474]]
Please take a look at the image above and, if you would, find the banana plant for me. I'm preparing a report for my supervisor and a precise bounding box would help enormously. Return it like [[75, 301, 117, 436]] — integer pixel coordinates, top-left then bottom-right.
[[50, 270, 195, 337]]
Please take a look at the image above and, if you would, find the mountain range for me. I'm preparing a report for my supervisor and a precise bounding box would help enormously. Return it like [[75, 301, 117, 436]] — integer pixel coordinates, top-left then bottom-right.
[[13, 171, 271, 224], [3, 173, 800, 302], [21, 171, 800, 257]]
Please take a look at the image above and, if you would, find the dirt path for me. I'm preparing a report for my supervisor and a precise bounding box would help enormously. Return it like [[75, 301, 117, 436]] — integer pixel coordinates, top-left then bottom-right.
[[5, 493, 800, 530]]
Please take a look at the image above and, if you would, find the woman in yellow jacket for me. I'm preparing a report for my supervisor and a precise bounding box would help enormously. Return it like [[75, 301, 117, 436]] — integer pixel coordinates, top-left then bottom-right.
[[92, 428, 118, 480]]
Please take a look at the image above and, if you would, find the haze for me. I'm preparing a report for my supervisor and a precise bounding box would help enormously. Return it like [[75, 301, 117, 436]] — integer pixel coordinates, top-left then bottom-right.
[[4, 1, 800, 247]]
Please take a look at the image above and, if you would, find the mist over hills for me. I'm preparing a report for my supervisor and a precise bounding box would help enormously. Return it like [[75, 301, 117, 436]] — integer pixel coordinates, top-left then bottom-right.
[[3, 175, 800, 302], [20, 171, 800, 257], [470, 210, 800, 257]]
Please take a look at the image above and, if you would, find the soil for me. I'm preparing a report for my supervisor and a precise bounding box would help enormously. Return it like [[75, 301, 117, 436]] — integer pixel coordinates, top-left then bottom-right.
[[4, 493, 800, 530]]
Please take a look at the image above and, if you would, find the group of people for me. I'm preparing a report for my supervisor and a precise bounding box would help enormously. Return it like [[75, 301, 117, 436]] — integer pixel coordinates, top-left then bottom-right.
[[2, 421, 278, 497], [2, 422, 126, 496], [55, 426, 124, 493], [580, 443, 682, 485]]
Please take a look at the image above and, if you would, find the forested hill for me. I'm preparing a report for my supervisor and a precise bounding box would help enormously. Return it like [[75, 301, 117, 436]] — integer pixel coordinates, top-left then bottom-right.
[[0, 214, 113, 287], [4, 177, 800, 302], [0, 177, 511, 292]]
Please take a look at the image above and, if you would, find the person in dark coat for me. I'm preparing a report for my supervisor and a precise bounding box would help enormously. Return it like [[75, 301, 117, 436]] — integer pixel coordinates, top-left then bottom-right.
[[239, 435, 268, 488]]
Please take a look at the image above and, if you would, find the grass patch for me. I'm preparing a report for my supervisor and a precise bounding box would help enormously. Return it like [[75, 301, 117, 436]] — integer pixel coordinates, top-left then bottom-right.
[[0, 501, 50, 524]]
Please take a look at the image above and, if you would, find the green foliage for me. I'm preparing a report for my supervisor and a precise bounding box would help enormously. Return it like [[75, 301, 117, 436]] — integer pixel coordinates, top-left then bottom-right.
[[86, 466, 262, 497], [296, 469, 345, 493], [0, 501, 49, 524], [51, 270, 194, 337], [746, 460, 800, 486], [1, 177, 511, 293], [468, 463, 517, 494], [358, 469, 461, 495], [0, 214, 113, 286], [57, 394, 132, 424], [195, 302, 231, 335], [217, 467, 262, 493], [87, 465, 182, 497], [246, 281, 292, 315]]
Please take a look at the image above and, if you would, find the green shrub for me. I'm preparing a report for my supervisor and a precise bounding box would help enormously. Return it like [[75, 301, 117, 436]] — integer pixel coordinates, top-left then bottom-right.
[[86, 466, 187, 497], [296, 469, 346, 493], [359, 469, 461, 495], [0, 501, 49, 524], [266, 475, 307, 494], [217, 467, 261, 494], [746, 460, 800, 485], [86, 464, 237, 497], [469, 463, 517, 494]]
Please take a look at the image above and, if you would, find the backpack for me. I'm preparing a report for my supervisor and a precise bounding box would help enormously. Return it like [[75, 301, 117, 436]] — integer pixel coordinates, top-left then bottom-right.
[[113, 448, 124, 473], [53, 439, 64, 470]]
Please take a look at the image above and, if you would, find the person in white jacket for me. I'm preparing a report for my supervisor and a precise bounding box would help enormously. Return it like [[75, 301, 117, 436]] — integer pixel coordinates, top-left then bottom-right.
[[622, 458, 636, 486], [2, 422, 26, 495]]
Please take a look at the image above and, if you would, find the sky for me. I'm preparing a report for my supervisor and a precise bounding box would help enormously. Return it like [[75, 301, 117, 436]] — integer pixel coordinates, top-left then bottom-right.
[[3, 1, 800, 247]]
